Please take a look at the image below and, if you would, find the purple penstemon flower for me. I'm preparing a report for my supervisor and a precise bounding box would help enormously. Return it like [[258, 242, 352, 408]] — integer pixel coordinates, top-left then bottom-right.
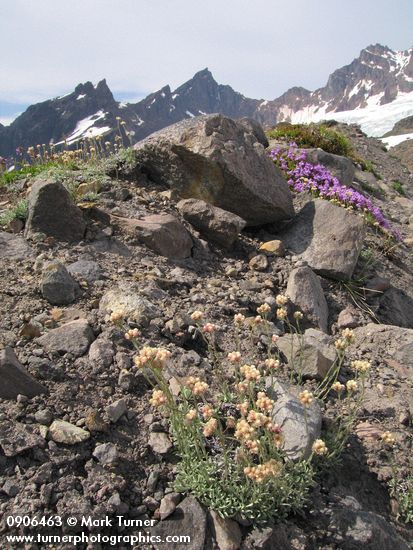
[[269, 144, 402, 241]]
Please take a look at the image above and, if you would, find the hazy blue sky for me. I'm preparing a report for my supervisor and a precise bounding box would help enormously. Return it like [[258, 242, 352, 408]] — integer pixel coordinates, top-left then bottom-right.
[[1, 0, 412, 124]]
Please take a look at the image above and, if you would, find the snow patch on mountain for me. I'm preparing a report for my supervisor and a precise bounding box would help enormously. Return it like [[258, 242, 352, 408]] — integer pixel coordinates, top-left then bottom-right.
[[381, 131, 413, 147], [290, 91, 413, 137], [56, 110, 110, 144]]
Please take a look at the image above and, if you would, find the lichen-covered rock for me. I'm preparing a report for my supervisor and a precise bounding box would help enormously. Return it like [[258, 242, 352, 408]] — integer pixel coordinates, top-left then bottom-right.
[[99, 284, 158, 326], [48, 420, 90, 445]]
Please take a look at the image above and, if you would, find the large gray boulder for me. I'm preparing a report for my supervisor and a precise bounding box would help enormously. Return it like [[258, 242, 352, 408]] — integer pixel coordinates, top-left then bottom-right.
[[112, 213, 193, 259], [279, 199, 365, 280], [25, 180, 86, 242], [133, 115, 294, 226], [286, 266, 329, 332], [0, 347, 46, 400], [177, 198, 246, 248]]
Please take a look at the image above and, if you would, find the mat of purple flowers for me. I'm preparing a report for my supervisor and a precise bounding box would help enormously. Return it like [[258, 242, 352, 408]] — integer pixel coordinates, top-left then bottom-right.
[[269, 143, 402, 241]]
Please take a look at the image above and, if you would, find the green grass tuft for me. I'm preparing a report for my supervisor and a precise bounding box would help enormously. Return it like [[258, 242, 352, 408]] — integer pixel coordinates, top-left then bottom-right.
[[267, 123, 353, 157], [0, 199, 29, 227], [392, 180, 406, 196]]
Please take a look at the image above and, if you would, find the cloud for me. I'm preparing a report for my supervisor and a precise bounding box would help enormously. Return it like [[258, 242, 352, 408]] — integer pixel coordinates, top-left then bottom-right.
[[0, 0, 412, 105]]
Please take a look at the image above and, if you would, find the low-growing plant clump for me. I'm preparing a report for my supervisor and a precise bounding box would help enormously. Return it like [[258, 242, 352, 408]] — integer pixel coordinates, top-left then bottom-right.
[[267, 122, 382, 176], [269, 144, 402, 241], [110, 299, 371, 524], [392, 180, 406, 196], [390, 474, 413, 524], [0, 116, 134, 189], [267, 123, 353, 157], [0, 118, 136, 223], [0, 198, 28, 227]]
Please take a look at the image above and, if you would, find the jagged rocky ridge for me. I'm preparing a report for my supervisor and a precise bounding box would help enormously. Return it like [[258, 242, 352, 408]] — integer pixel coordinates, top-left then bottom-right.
[[0, 115, 413, 548], [1, 44, 413, 157]]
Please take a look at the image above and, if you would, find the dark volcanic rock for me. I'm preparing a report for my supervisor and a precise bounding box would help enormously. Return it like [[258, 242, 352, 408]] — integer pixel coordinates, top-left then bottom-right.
[[0, 347, 46, 399], [377, 287, 413, 329], [0, 421, 44, 456], [328, 499, 410, 549], [40, 261, 78, 305], [25, 180, 86, 242], [67, 258, 104, 283], [151, 496, 207, 549], [36, 319, 95, 357], [286, 266, 329, 332], [113, 213, 193, 259], [133, 115, 294, 226], [177, 198, 246, 248], [279, 199, 365, 280], [0, 231, 35, 261]]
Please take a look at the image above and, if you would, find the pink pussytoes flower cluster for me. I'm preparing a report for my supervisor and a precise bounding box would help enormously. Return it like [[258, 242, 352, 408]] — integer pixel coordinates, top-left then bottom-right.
[[134, 346, 171, 369]]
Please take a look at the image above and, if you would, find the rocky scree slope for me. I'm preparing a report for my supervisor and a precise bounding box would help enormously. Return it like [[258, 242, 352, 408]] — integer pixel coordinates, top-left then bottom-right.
[[0, 115, 413, 548], [383, 115, 413, 172]]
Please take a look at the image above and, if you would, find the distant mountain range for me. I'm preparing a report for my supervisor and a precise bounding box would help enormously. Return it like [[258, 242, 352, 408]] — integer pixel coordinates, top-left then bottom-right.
[[1, 43, 413, 158]]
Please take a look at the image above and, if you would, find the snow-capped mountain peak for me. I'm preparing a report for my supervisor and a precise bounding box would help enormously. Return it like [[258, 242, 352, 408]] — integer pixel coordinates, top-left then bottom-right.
[[1, 43, 413, 156], [279, 44, 413, 135]]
